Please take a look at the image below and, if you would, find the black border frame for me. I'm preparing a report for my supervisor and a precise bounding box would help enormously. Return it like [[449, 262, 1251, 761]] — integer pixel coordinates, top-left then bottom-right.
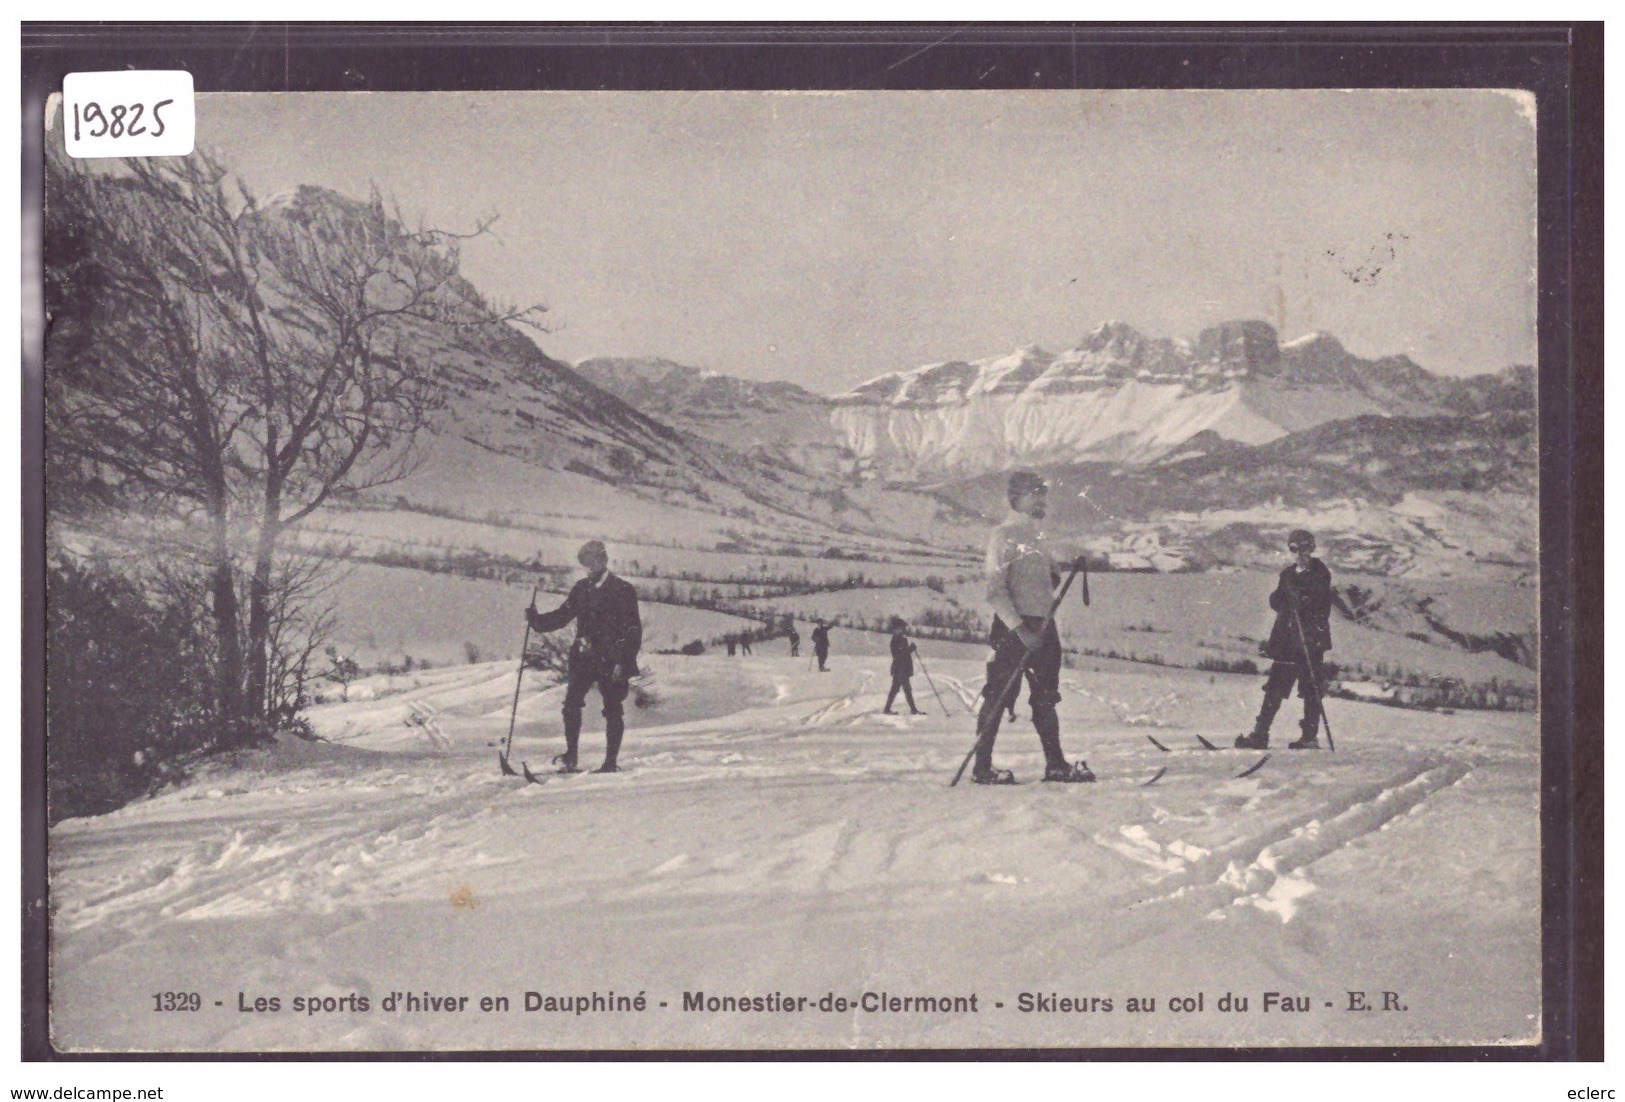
[[19, 21, 1604, 1063]]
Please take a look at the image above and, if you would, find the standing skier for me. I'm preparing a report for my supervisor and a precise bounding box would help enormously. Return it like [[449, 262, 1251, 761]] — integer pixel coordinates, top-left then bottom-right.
[[525, 540, 642, 774], [811, 622, 832, 672], [882, 616, 924, 715], [740, 633, 752, 656], [971, 470, 1093, 785], [787, 621, 801, 657], [1234, 528, 1333, 750]]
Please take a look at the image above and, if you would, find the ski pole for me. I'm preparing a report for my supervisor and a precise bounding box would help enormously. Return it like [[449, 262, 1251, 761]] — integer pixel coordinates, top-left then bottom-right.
[[912, 646, 953, 717], [1291, 606, 1336, 752], [950, 561, 1084, 787], [500, 583, 542, 775]]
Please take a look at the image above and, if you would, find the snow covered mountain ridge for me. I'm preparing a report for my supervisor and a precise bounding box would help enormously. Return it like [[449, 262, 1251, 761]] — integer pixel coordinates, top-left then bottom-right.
[[574, 322, 1530, 484], [835, 320, 1520, 408], [828, 320, 1531, 477], [574, 356, 823, 414]]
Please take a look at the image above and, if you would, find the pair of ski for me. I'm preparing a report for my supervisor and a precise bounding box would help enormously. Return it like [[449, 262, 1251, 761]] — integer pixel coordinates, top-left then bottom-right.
[[500, 753, 620, 786], [1143, 733, 1270, 785]]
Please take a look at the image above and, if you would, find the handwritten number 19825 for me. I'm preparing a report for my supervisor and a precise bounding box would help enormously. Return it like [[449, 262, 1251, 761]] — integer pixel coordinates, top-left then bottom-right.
[[73, 99, 171, 141]]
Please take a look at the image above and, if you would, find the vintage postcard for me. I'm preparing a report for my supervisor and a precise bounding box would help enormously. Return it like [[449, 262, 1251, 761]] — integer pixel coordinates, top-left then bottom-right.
[[37, 77, 1557, 1054]]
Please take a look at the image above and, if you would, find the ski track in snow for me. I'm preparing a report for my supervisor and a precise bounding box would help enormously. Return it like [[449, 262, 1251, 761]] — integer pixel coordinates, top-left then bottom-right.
[[798, 671, 877, 727], [934, 674, 983, 712], [54, 764, 524, 932], [1122, 756, 1474, 923], [1066, 678, 1185, 729], [48, 652, 1539, 1050], [55, 658, 1494, 934]]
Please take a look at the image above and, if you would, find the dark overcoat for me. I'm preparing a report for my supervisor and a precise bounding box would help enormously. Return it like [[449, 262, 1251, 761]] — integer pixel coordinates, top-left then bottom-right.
[[527, 574, 642, 669], [1263, 559, 1332, 661], [889, 631, 913, 678]]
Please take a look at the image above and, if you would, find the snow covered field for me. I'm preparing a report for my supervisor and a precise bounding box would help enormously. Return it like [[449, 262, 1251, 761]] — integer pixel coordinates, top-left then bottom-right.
[[48, 652, 1539, 1052], [318, 562, 770, 667]]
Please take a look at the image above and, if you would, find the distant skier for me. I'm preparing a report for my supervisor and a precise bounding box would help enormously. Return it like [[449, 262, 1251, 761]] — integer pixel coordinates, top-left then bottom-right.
[[740, 633, 752, 656], [726, 634, 737, 657], [787, 622, 801, 658], [971, 470, 1094, 785], [1235, 529, 1333, 750], [882, 617, 924, 715], [525, 539, 642, 774], [811, 622, 831, 672]]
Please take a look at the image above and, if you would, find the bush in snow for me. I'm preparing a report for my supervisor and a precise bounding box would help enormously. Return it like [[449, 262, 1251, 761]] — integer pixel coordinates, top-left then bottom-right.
[[1195, 656, 1260, 675], [521, 633, 573, 679], [46, 559, 220, 823]]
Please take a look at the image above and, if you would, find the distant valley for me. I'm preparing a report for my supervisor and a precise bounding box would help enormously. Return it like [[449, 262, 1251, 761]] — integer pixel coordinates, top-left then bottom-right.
[[571, 321, 1536, 583]]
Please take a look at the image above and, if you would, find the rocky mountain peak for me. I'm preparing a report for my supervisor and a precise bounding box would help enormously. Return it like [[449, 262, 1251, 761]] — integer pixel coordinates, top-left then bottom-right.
[[969, 344, 1057, 396], [1194, 320, 1281, 373], [1080, 319, 1147, 351]]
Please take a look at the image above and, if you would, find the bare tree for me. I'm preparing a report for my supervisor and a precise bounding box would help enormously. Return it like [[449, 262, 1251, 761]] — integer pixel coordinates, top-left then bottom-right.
[[324, 647, 362, 704], [47, 151, 255, 724], [45, 147, 543, 744], [263, 552, 343, 722]]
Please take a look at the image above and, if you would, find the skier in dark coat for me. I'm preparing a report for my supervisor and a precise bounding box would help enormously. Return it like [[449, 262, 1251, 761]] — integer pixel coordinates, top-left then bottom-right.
[[787, 623, 801, 657], [811, 622, 831, 671], [882, 616, 924, 715], [526, 540, 642, 773], [1235, 529, 1333, 750]]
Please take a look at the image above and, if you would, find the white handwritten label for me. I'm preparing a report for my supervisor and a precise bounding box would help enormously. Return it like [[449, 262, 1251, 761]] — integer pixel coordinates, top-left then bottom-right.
[[62, 70, 195, 159]]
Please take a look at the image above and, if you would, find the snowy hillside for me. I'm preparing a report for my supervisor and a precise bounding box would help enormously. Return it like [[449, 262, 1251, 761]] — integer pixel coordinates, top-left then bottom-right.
[[228, 187, 980, 559], [389, 338, 991, 561], [572, 356, 853, 477], [49, 650, 1539, 1051]]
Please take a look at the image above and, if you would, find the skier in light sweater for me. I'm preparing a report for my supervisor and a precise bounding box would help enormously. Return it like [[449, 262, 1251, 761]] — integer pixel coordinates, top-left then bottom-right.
[[970, 470, 1094, 785]]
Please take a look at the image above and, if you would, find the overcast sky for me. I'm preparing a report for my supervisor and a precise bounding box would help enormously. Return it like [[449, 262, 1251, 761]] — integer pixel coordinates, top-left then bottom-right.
[[201, 89, 1536, 391]]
